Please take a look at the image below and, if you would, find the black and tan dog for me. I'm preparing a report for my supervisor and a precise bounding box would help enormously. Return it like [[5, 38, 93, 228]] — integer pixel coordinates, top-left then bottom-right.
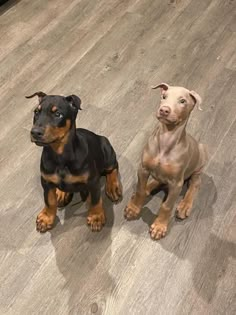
[[26, 91, 122, 232]]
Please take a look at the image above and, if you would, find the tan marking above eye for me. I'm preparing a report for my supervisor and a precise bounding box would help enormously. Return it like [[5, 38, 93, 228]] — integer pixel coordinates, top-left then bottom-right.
[[51, 105, 58, 113], [38, 105, 42, 110]]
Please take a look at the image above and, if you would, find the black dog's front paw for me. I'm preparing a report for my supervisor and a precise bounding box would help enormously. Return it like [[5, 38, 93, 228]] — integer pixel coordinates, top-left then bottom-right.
[[87, 212, 105, 232], [36, 209, 56, 233], [105, 169, 122, 202]]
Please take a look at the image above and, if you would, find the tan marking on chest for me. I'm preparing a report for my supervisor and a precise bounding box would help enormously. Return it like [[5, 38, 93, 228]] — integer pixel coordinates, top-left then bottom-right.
[[64, 173, 89, 184], [42, 172, 89, 185], [42, 173, 60, 184]]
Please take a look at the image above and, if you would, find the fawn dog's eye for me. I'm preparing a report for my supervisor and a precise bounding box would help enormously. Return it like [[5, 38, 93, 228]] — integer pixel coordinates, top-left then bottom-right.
[[180, 99, 186, 104]]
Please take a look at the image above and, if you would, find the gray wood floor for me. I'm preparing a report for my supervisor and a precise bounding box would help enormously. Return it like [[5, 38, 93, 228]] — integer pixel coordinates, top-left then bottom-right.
[[0, 0, 235, 314]]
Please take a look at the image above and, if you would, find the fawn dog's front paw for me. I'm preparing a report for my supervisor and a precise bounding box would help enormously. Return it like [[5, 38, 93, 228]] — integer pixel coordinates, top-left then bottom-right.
[[149, 219, 168, 240], [176, 199, 193, 219], [124, 200, 141, 220]]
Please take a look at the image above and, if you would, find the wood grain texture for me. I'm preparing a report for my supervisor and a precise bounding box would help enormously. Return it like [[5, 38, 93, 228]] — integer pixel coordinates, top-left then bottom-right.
[[0, 0, 235, 314]]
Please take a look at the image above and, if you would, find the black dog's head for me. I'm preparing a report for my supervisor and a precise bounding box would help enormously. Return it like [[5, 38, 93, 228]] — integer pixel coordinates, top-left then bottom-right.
[[26, 91, 81, 146]]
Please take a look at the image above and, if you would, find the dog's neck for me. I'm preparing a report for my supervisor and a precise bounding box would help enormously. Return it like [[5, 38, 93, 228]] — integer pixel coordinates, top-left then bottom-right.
[[155, 119, 188, 154]]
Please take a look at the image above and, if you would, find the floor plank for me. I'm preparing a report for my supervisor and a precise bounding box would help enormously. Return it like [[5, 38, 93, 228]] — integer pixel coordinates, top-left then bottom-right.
[[0, 0, 235, 314]]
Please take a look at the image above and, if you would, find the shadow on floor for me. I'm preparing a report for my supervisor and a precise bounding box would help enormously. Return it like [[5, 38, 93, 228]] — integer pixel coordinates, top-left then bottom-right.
[[126, 172, 235, 302], [192, 232, 236, 303], [48, 177, 118, 314], [0, 0, 20, 15]]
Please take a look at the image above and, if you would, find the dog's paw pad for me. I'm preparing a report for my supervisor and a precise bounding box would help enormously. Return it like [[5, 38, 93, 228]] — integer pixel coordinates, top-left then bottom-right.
[[124, 203, 140, 220], [106, 182, 122, 202], [149, 221, 167, 240], [36, 211, 55, 233], [87, 213, 105, 232], [176, 199, 192, 219]]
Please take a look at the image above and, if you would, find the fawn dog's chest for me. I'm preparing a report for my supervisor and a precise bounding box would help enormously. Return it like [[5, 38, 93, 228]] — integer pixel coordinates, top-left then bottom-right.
[[143, 152, 181, 181], [142, 135, 183, 182]]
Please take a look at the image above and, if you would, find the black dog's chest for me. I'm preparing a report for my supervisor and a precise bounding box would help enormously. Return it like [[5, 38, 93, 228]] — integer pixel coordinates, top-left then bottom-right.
[[42, 165, 89, 192], [56, 166, 70, 179]]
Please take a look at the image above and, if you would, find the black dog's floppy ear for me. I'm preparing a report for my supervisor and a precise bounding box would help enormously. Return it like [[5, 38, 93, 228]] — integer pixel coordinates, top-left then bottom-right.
[[25, 91, 47, 103], [65, 95, 82, 111]]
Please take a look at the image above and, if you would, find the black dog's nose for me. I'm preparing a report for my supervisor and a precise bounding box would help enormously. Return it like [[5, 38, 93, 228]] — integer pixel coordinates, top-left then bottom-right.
[[31, 127, 44, 139], [159, 106, 171, 117]]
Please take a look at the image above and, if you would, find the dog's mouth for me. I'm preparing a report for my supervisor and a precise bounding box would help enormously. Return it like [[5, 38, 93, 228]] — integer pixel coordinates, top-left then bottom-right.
[[33, 140, 49, 146], [31, 136, 58, 146], [31, 139, 50, 146], [157, 115, 178, 125]]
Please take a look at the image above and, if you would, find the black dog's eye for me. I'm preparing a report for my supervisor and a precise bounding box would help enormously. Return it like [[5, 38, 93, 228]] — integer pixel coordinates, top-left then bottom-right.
[[180, 99, 186, 104], [55, 111, 64, 119], [34, 109, 40, 116]]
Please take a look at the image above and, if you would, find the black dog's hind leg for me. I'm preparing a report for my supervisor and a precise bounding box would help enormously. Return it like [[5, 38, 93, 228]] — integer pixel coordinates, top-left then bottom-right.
[[100, 136, 122, 202], [56, 189, 74, 208], [105, 167, 122, 202], [87, 179, 105, 232]]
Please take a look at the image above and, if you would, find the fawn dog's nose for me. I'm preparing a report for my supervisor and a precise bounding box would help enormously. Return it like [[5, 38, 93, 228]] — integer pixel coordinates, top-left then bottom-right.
[[159, 106, 171, 117]]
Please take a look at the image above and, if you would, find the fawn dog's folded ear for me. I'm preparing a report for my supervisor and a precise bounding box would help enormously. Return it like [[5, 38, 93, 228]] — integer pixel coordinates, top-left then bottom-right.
[[151, 83, 169, 93], [65, 95, 82, 111], [189, 90, 202, 111], [25, 91, 47, 103]]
